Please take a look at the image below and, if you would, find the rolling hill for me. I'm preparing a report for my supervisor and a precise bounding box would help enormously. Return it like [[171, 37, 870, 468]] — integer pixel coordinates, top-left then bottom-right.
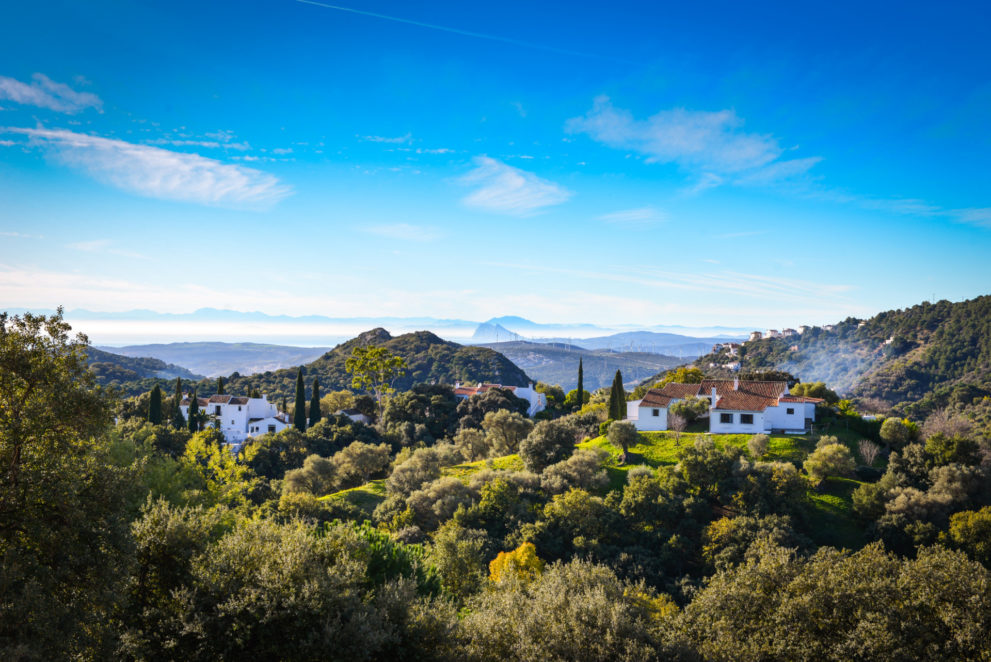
[[86, 347, 202, 388], [478, 341, 685, 390], [696, 295, 991, 416], [212, 328, 533, 401], [99, 342, 333, 378]]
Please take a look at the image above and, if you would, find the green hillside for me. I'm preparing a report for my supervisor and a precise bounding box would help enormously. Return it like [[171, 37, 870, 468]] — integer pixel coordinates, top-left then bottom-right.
[[697, 295, 991, 417], [478, 340, 684, 390], [215, 328, 532, 401], [85, 346, 202, 392]]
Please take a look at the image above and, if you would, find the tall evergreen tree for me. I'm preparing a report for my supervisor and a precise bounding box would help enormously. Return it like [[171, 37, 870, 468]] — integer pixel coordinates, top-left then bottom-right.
[[187, 389, 199, 433], [216, 376, 225, 395], [250, 388, 262, 399], [148, 384, 162, 425], [171, 377, 185, 428], [577, 358, 584, 407], [293, 367, 307, 432], [609, 370, 625, 420], [308, 377, 321, 428]]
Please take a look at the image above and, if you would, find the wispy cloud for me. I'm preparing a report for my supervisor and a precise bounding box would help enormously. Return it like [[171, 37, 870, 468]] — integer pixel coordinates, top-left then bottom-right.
[[68, 238, 149, 259], [296, 0, 635, 64], [953, 208, 991, 228], [0, 73, 102, 114], [460, 156, 572, 216], [0, 231, 44, 239], [566, 96, 820, 187], [598, 206, 665, 225], [4, 127, 291, 209], [359, 132, 412, 144], [362, 223, 443, 242], [146, 138, 251, 151]]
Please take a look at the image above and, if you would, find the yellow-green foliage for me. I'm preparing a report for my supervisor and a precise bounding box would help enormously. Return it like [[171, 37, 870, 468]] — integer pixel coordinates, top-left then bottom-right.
[[489, 542, 545, 583]]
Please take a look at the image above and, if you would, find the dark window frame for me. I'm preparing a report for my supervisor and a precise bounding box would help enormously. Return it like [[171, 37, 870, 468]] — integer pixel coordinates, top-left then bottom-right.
[[720, 413, 733, 424], [741, 413, 754, 425]]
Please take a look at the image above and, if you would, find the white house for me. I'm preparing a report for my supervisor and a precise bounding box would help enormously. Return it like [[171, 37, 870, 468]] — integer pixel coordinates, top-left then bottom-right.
[[336, 408, 371, 424], [453, 381, 547, 417], [180, 393, 289, 446], [627, 379, 822, 434], [749, 331, 763, 341]]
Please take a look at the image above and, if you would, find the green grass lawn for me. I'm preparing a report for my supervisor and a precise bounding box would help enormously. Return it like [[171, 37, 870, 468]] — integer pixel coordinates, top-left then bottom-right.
[[806, 477, 866, 550]]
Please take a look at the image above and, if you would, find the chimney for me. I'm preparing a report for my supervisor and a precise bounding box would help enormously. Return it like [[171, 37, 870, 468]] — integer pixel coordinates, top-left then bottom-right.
[[734, 377, 739, 391], [711, 386, 717, 404]]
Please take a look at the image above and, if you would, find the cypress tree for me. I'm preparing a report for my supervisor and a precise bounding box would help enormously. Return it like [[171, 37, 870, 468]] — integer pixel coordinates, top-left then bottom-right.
[[148, 384, 162, 425], [187, 389, 199, 433], [609, 370, 625, 420], [171, 377, 184, 428], [217, 376, 225, 395], [293, 367, 307, 431], [577, 358, 584, 408], [250, 388, 261, 399], [309, 377, 321, 428], [281, 396, 287, 414]]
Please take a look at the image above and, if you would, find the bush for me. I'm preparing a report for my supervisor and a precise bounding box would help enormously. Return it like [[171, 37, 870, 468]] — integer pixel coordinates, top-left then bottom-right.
[[803, 443, 855, 483], [519, 420, 575, 473]]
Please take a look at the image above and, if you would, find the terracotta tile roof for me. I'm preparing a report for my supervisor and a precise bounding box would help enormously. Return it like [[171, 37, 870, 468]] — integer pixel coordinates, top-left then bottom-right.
[[657, 383, 704, 399], [229, 397, 249, 405], [455, 384, 518, 397], [180, 397, 210, 407], [208, 395, 233, 404], [779, 395, 824, 404], [640, 389, 675, 408]]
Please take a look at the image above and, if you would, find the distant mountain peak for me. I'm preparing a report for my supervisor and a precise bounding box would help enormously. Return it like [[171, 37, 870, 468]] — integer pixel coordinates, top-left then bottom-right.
[[353, 328, 393, 345], [472, 322, 516, 342]]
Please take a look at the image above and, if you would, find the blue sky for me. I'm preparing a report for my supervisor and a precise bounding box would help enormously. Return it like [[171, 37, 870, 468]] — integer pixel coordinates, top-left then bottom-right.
[[1, 0, 989, 330]]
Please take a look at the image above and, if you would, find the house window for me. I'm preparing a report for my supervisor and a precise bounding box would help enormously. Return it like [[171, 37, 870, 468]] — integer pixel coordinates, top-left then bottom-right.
[[741, 414, 754, 424], [720, 413, 733, 424], [238, 406, 242, 411], [231, 420, 235, 425], [786, 407, 795, 415], [215, 406, 221, 415], [652, 408, 659, 417], [268, 425, 276, 433]]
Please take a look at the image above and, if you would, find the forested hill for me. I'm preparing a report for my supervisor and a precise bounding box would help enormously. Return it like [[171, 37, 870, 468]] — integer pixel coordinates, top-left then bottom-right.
[[698, 295, 991, 416], [86, 347, 202, 387], [213, 328, 533, 400]]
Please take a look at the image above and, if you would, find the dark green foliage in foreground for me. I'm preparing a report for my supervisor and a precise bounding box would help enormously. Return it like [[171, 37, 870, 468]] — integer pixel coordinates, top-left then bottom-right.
[[309, 376, 321, 428], [148, 384, 162, 425]]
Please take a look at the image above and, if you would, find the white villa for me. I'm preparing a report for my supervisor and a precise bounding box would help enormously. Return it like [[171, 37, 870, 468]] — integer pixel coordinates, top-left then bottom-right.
[[453, 381, 547, 417], [180, 393, 290, 445], [627, 379, 823, 434]]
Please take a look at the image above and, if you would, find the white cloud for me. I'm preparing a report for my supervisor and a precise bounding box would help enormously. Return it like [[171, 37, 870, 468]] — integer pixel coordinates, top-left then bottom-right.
[[566, 96, 819, 186], [950, 208, 991, 228], [598, 206, 665, 225], [0, 231, 44, 239], [360, 132, 412, 144], [4, 127, 291, 209], [68, 238, 148, 259], [361, 223, 443, 242], [0, 73, 102, 113], [460, 156, 572, 216], [146, 138, 251, 151]]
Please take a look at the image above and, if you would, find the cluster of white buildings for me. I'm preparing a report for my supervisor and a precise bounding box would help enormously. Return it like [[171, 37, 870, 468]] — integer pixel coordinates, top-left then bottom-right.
[[180, 393, 289, 446], [627, 378, 822, 434], [453, 381, 547, 417]]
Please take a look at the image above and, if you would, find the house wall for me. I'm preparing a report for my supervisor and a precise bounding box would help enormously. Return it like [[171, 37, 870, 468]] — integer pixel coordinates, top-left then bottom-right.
[[633, 404, 668, 431], [709, 409, 764, 434], [764, 404, 806, 431]]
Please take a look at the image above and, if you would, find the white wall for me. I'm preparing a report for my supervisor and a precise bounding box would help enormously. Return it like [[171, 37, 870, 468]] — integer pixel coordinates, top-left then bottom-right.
[[633, 404, 668, 431], [764, 403, 806, 431], [709, 410, 764, 434]]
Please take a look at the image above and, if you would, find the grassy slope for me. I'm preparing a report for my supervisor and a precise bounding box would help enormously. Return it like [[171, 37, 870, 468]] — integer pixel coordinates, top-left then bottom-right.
[[325, 429, 869, 549]]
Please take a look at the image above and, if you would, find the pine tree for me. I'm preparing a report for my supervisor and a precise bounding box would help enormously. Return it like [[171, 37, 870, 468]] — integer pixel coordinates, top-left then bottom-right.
[[293, 367, 307, 432], [216, 376, 225, 395], [308, 377, 321, 428], [187, 389, 199, 433], [609, 370, 625, 420], [148, 384, 162, 425], [577, 358, 584, 408]]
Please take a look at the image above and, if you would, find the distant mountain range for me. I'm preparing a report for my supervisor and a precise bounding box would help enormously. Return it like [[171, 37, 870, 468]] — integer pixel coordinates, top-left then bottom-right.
[[97, 342, 333, 378], [478, 341, 685, 391], [4, 307, 752, 346]]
